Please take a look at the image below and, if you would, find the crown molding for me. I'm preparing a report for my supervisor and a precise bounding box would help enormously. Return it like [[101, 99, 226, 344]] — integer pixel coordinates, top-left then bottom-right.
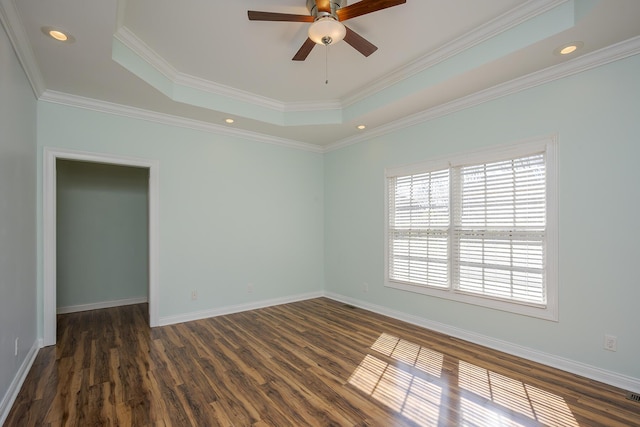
[[115, 26, 280, 111], [174, 71, 285, 112], [39, 90, 324, 153], [115, 26, 341, 115], [0, 0, 45, 97], [113, 26, 177, 81], [172, 73, 340, 113], [325, 35, 640, 153], [341, 0, 569, 107]]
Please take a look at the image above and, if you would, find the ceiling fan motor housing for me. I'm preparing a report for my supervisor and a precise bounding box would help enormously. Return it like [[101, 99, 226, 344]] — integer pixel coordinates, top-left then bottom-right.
[[247, 0, 403, 60], [307, 0, 347, 18]]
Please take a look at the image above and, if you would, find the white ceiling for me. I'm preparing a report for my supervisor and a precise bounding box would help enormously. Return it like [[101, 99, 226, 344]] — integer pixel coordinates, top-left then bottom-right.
[[2, 0, 640, 149]]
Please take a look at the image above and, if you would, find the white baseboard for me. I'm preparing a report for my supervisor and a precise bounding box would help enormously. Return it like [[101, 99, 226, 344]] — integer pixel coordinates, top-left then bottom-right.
[[0, 339, 40, 426], [159, 291, 324, 326], [57, 296, 148, 314], [324, 291, 640, 394]]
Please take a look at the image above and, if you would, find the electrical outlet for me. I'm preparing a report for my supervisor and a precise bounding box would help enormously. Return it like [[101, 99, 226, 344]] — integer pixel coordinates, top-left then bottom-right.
[[247, 283, 254, 294], [191, 290, 198, 300], [363, 282, 369, 293], [604, 334, 617, 351], [14, 337, 18, 357]]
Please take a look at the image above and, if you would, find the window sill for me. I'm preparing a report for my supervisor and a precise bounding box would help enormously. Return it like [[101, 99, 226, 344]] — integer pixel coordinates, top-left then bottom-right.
[[385, 280, 558, 321]]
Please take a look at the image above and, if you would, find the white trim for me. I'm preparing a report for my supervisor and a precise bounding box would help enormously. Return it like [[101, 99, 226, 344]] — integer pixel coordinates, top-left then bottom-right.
[[113, 26, 178, 83], [38, 90, 324, 154], [147, 155, 160, 328], [42, 150, 56, 346], [159, 291, 323, 326], [56, 296, 149, 314], [0, 339, 40, 426], [43, 147, 160, 346], [324, 292, 640, 394], [0, 0, 45, 97], [326, 35, 640, 153], [545, 134, 559, 322]]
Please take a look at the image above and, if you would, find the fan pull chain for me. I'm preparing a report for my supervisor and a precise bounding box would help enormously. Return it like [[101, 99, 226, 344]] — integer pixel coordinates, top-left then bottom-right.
[[325, 44, 329, 84]]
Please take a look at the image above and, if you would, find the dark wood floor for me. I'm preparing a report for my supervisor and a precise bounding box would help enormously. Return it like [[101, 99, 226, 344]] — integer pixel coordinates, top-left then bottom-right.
[[5, 298, 639, 426]]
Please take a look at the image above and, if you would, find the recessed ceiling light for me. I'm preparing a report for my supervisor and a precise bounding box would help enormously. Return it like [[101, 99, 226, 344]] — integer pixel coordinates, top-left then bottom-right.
[[225, 118, 235, 124], [554, 41, 583, 56], [357, 125, 366, 130], [49, 30, 67, 41], [41, 27, 75, 43]]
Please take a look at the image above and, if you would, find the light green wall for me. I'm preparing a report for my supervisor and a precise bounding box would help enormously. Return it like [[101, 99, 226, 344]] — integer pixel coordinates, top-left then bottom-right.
[[324, 54, 640, 379], [37, 105, 325, 323], [31, 45, 639, 383], [56, 160, 148, 308], [0, 22, 37, 412]]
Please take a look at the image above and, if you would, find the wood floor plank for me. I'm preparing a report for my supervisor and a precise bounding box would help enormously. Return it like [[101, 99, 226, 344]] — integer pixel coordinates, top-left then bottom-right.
[[5, 298, 639, 426]]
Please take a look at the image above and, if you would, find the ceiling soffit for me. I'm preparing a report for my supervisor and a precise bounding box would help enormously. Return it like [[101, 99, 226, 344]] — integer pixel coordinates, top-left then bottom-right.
[[112, 0, 574, 127]]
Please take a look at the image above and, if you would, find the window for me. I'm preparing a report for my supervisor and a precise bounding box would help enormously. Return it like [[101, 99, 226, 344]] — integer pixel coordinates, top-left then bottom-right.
[[385, 137, 558, 320]]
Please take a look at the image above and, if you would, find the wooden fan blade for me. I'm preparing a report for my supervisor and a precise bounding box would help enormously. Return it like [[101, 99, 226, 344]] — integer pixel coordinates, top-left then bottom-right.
[[344, 26, 378, 57], [315, 0, 332, 13], [248, 11, 314, 22], [293, 38, 316, 61], [337, 0, 406, 21]]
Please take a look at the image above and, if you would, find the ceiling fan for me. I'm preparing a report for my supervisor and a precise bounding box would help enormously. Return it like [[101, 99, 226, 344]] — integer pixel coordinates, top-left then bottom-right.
[[248, 0, 407, 61]]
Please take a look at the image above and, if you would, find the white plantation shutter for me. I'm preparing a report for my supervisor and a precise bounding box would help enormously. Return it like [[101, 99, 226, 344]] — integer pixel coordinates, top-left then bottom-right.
[[388, 170, 449, 288], [452, 154, 547, 305], [386, 138, 556, 318]]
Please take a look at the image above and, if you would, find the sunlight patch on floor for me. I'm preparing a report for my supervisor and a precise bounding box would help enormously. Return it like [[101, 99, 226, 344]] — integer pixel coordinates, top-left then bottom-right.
[[348, 354, 442, 426], [458, 360, 579, 427], [348, 332, 579, 426], [371, 332, 443, 377]]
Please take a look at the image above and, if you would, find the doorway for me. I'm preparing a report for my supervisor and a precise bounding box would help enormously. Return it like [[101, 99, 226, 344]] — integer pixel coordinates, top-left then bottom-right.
[[43, 148, 159, 346], [56, 160, 148, 314]]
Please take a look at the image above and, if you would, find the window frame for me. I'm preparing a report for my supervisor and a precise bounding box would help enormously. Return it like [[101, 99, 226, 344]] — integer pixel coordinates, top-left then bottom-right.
[[384, 136, 558, 321]]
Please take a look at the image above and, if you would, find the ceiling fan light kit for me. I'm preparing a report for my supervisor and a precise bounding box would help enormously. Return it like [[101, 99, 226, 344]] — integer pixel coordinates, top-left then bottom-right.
[[309, 14, 347, 45], [308, 14, 346, 46], [248, 0, 406, 60]]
